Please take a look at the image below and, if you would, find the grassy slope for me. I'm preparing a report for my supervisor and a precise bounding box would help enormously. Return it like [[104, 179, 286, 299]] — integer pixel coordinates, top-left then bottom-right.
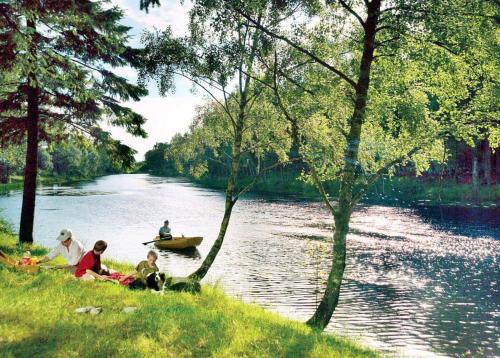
[[0, 224, 379, 358]]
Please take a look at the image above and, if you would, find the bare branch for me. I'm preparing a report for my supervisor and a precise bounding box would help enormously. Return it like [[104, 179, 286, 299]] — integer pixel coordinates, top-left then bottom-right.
[[231, 6, 357, 88], [375, 25, 391, 33], [173, 71, 237, 130], [373, 53, 396, 59], [337, 0, 366, 28], [350, 146, 421, 207], [48, 48, 103, 73], [375, 36, 400, 48], [256, 52, 316, 95], [309, 165, 337, 216], [431, 41, 459, 56]]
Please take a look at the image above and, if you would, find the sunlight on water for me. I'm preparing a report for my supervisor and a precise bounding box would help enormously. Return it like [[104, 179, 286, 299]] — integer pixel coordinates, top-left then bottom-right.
[[0, 174, 498, 357]]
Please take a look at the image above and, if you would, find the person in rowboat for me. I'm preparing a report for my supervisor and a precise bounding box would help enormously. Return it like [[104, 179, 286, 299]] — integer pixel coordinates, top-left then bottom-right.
[[159, 220, 172, 240]]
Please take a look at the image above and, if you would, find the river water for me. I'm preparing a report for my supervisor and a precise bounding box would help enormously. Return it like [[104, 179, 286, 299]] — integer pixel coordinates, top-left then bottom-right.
[[0, 174, 498, 357]]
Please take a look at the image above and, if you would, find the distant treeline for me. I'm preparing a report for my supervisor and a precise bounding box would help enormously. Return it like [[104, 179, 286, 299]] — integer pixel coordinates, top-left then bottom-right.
[[0, 136, 135, 184], [141, 136, 500, 194]]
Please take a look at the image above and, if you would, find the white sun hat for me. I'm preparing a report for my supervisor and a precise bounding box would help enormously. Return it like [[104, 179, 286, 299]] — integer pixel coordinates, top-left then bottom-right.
[[56, 228, 73, 242]]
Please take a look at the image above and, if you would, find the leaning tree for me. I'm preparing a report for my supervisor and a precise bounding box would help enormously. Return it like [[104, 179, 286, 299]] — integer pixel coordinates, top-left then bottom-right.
[[139, 1, 294, 281], [0, 0, 148, 242], [226, 0, 498, 330], [138, 0, 497, 328]]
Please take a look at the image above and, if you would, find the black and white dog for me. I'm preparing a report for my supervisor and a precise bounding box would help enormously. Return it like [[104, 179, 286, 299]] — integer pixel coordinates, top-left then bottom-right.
[[137, 272, 200, 294], [145, 272, 170, 292]]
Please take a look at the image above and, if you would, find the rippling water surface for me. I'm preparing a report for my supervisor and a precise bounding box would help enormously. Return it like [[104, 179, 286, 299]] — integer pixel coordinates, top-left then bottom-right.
[[0, 174, 498, 357]]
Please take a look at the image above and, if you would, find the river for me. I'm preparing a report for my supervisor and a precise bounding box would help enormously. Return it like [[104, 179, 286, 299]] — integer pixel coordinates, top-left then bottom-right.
[[0, 174, 498, 357]]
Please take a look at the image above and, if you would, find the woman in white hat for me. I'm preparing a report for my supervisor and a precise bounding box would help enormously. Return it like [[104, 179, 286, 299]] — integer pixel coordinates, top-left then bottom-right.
[[37, 229, 85, 273]]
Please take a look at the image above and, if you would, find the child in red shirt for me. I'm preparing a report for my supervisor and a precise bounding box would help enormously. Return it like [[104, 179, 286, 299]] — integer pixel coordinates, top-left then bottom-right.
[[75, 240, 112, 281]]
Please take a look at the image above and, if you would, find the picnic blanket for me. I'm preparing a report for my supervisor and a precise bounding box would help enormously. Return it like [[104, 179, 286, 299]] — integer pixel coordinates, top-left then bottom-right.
[[107, 272, 135, 286]]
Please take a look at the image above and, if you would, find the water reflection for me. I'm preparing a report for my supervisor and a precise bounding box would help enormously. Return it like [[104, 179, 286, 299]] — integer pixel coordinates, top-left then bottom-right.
[[0, 174, 498, 358], [157, 247, 202, 260]]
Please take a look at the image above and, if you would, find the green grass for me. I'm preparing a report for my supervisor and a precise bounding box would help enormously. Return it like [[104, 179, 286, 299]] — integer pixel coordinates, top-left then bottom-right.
[[0, 221, 379, 358]]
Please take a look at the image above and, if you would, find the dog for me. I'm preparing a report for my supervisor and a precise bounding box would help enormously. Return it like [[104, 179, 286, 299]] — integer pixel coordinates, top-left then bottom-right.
[[135, 272, 200, 294], [145, 272, 171, 293]]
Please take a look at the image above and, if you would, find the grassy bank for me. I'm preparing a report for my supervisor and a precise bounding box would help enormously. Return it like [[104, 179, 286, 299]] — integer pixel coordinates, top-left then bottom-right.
[[0, 221, 379, 358], [193, 174, 500, 207], [0, 175, 100, 195], [0, 176, 23, 193]]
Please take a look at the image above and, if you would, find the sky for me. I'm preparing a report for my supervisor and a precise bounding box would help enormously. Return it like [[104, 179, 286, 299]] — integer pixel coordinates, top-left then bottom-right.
[[106, 0, 205, 160]]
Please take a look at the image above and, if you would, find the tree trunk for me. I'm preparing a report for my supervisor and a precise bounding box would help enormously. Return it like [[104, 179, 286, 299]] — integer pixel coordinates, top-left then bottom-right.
[[482, 139, 491, 186], [495, 150, 500, 174], [471, 142, 480, 202], [306, 212, 349, 328], [188, 20, 262, 280], [306, 0, 380, 331], [19, 19, 39, 243], [189, 120, 244, 281]]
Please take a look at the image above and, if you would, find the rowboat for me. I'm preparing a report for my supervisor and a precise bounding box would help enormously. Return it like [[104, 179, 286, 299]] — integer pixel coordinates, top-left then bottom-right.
[[153, 236, 203, 250]]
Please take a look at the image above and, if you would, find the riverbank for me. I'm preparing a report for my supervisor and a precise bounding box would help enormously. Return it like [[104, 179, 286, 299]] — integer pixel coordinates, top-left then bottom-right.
[[0, 175, 101, 195], [0, 220, 379, 358], [190, 174, 500, 208]]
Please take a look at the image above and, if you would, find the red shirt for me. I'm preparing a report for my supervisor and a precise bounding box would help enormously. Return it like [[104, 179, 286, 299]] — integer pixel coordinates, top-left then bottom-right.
[[75, 251, 101, 278]]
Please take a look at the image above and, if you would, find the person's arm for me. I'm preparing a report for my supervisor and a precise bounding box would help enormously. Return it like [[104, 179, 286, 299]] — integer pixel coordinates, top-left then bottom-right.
[[85, 269, 112, 281], [119, 272, 137, 282], [37, 245, 60, 264]]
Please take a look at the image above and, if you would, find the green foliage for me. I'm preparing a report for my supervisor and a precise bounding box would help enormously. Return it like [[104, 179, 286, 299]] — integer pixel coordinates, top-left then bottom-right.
[[0, 0, 148, 146], [142, 142, 177, 176], [139, 1, 295, 193], [0, 133, 136, 182], [0, 144, 26, 179]]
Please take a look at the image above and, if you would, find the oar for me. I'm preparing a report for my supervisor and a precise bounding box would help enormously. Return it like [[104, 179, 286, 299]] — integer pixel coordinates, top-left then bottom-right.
[[142, 234, 173, 245], [142, 239, 159, 245]]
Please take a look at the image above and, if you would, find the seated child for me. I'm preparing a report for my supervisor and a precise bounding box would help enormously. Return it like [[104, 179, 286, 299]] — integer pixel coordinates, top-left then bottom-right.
[[75, 240, 113, 281], [120, 250, 159, 288]]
